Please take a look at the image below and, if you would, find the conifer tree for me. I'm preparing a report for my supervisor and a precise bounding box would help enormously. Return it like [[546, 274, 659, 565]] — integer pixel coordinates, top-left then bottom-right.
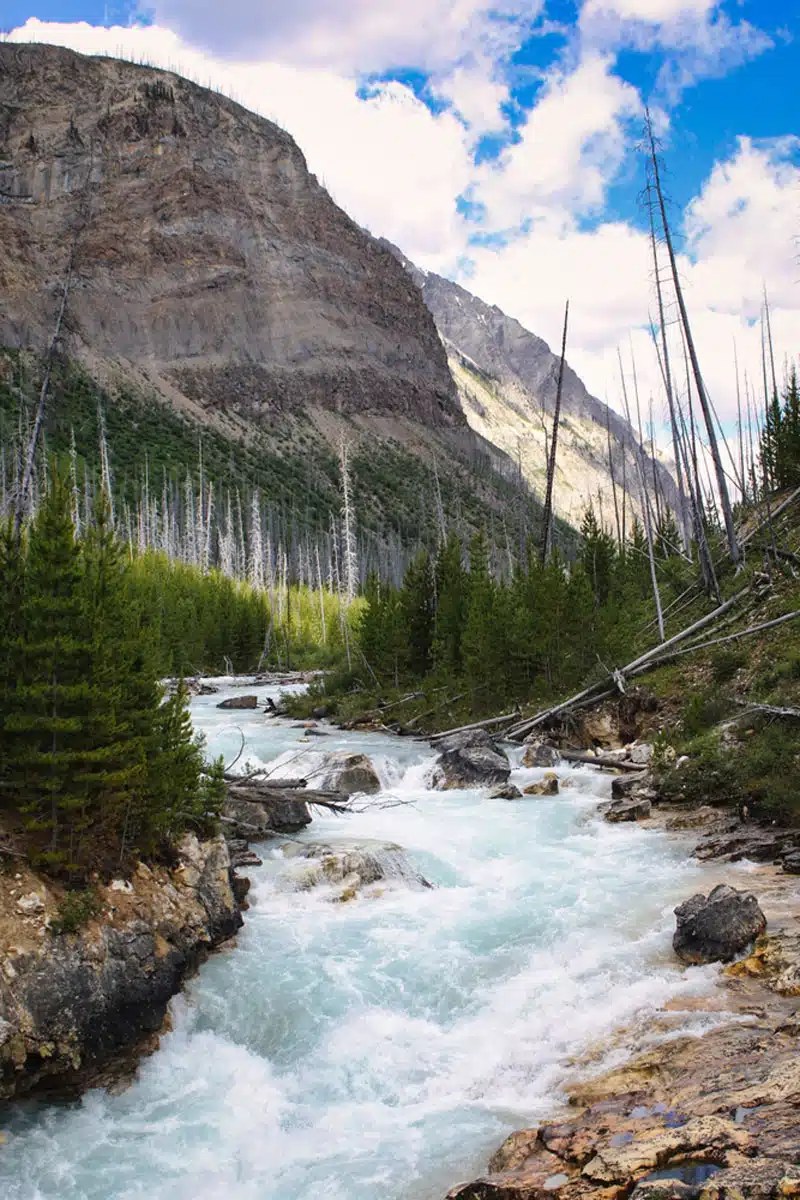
[[399, 550, 435, 679], [433, 532, 466, 676], [3, 470, 91, 870]]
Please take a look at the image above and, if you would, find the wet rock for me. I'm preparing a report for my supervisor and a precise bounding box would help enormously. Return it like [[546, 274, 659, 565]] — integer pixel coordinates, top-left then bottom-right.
[[278, 839, 431, 898], [629, 1180, 698, 1200], [222, 791, 311, 840], [430, 730, 511, 790], [522, 740, 562, 768], [0, 835, 241, 1102], [782, 853, 800, 875], [489, 783, 524, 800], [581, 1116, 748, 1184], [217, 695, 258, 710], [664, 807, 722, 832], [316, 752, 381, 795], [232, 875, 252, 907], [524, 773, 560, 797], [673, 884, 766, 965], [611, 773, 654, 801], [604, 797, 652, 823], [311, 705, 330, 720]]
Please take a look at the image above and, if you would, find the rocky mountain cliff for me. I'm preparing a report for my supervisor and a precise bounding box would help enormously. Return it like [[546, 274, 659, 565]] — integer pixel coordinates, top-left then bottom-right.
[[0, 43, 570, 561], [383, 242, 679, 530], [0, 43, 459, 430]]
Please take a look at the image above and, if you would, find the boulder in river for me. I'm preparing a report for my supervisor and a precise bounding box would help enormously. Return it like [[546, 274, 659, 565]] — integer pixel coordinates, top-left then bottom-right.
[[316, 752, 381, 795], [217, 695, 258, 710], [278, 839, 432, 900], [604, 796, 652, 822], [430, 730, 511, 790], [489, 783, 523, 800], [524, 773, 560, 797], [522, 739, 561, 768], [673, 883, 767, 965]]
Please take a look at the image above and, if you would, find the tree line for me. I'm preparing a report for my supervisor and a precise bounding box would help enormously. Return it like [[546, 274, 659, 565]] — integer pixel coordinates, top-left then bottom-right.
[[353, 507, 689, 718]]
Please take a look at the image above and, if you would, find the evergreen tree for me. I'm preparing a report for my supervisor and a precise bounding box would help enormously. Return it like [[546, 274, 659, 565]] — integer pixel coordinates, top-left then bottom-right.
[[433, 532, 466, 676], [399, 550, 435, 679], [3, 471, 91, 870], [579, 506, 616, 605]]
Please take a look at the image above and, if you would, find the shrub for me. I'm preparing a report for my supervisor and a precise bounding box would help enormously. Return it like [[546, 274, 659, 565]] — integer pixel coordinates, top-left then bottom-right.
[[710, 647, 747, 684], [50, 889, 100, 936]]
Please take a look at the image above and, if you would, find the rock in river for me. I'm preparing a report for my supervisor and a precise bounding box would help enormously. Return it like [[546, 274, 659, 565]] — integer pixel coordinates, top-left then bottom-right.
[[277, 839, 432, 900], [522, 739, 561, 768], [316, 751, 381, 795], [524, 773, 560, 797], [217, 694, 258, 710], [430, 730, 511, 790], [673, 883, 767, 965]]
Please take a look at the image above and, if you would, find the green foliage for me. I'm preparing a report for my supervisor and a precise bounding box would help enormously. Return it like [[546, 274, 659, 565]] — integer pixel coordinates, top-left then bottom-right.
[[760, 369, 800, 492], [0, 470, 236, 878], [680, 688, 732, 739], [710, 647, 747, 684], [50, 888, 100, 936]]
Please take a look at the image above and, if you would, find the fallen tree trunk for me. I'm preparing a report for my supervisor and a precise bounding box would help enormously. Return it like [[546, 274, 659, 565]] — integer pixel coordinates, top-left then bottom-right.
[[628, 610, 800, 677], [560, 750, 648, 772], [228, 784, 346, 806], [508, 586, 752, 741], [225, 774, 308, 787], [734, 699, 800, 721], [430, 711, 520, 742]]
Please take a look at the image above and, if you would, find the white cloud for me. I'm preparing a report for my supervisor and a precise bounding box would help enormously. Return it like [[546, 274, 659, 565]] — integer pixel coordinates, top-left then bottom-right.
[[140, 0, 543, 72], [7, 16, 798, 449], [475, 54, 641, 229], [581, 0, 714, 20]]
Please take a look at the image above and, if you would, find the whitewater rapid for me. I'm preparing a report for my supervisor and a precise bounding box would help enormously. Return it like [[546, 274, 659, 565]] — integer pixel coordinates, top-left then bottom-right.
[[2, 681, 732, 1200]]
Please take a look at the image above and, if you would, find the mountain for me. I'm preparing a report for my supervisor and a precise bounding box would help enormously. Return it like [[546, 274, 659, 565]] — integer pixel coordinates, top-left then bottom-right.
[[1, 43, 571, 568], [383, 242, 679, 531]]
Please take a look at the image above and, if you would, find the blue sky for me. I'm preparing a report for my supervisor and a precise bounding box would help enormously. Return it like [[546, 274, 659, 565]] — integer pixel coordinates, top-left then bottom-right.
[[6, 0, 799, 425]]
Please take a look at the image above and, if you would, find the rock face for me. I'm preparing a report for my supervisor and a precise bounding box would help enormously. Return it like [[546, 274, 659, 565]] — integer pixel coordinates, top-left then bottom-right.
[[217, 695, 259, 710], [316, 752, 381, 795], [383, 242, 680, 529], [0, 44, 460, 432], [0, 835, 241, 1101], [430, 730, 511, 790], [673, 884, 767, 965], [604, 796, 653, 822]]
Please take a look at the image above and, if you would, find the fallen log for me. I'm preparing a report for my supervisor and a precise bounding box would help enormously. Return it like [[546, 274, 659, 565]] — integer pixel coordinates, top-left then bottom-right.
[[628, 610, 800, 677], [508, 586, 752, 741], [225, 774, 308, 787], [430, 710, 520, 742], [560, 750, 648, 772], [228, 784, 346, 806], [734, 699, 800, 721]]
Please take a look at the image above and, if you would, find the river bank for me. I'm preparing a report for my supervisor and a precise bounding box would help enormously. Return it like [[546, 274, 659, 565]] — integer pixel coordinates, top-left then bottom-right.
[[2, 679, 797, 1199]]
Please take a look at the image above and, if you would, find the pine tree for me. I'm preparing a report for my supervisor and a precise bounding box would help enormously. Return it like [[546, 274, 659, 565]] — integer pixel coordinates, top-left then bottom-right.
[[0, 519, 25, 794], [579, 505, 616, 605], [433, 532, 466, 676], [399, 550, 435, 679], [3, 471, 91, 871]]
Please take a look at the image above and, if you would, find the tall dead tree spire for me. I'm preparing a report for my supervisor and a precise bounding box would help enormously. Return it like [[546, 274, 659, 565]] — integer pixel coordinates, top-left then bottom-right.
[[644, 108, 740, 564], [540, 300, 569, 566]]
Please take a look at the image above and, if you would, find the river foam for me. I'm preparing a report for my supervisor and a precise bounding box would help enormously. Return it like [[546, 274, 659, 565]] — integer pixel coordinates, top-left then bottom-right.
[[1, 682, 728, 1200]]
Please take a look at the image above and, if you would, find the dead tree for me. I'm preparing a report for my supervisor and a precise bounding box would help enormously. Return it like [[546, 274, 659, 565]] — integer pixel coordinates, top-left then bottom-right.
[[540, 300, 569, 565], [644, 109, 740, 564]]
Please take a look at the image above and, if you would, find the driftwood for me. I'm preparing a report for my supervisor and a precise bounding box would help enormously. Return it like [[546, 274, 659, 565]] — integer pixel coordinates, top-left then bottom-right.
[[225, 774, 308, 788], [228, 784, 345, 806], [430, 711, 520, 742], [560, 750, 648, 772]]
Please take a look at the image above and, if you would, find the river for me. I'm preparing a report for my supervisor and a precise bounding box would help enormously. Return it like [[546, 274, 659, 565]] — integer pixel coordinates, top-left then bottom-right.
[[1, 679, 733, 1200]]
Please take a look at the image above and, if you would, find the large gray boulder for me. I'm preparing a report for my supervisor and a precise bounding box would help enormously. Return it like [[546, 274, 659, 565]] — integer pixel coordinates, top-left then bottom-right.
[[430, 729, 511, 790], [316, 752, 381, 795], [217, 695, 258, 710], [673, 884, 767, 965]]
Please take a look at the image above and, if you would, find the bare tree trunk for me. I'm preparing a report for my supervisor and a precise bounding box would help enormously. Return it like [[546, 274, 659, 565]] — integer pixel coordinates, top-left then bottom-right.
[[645, 109, 739, 563], [540, 300, 569, 565]]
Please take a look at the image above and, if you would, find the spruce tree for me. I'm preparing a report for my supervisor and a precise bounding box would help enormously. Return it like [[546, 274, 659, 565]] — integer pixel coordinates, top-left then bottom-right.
[[3, 471, 91, 871]]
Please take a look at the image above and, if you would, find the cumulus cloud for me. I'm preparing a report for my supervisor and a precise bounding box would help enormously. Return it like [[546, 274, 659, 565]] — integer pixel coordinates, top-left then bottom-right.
[[7, 16, 798, 444], [139, 0, 543, 72], [474, 53, 641, 230], [580, 0, 773, 101]]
